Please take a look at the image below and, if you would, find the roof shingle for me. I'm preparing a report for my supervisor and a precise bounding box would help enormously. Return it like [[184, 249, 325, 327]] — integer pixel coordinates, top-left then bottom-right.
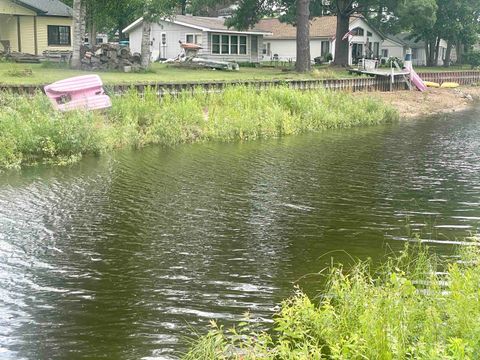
[[256, 16, 358, 39], [16, 0, 72, 17]]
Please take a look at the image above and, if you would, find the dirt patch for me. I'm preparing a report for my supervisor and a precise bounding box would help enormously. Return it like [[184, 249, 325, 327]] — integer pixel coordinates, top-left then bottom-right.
[[357, 86, 480, 120]]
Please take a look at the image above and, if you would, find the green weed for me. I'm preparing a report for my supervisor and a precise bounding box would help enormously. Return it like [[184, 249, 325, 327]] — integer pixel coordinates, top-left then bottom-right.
[[0, 86, 398, 169], [183, 242, 480, 359]]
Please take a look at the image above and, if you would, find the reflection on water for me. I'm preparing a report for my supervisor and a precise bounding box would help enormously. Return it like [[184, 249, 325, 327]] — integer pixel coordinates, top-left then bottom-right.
[[1, 107, 480, 359]]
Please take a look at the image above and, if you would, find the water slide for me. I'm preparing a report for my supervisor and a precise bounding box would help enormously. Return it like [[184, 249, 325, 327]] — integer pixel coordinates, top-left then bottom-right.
[[404, 50, 427, 92], [409, 67, 427, 92]]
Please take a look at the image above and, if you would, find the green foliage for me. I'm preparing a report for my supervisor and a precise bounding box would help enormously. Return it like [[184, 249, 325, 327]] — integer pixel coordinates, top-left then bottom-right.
[[464, 51, 480, 69], [184, 242, 480, 359], [0, 87, 397, 169]]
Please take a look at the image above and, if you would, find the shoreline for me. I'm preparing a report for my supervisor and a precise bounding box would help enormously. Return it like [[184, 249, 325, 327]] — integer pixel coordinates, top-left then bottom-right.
[[361, 86, 480, 120]]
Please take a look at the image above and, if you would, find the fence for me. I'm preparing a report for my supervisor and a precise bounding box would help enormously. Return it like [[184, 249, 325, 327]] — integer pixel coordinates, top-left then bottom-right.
[[1, 70, 479, 96]]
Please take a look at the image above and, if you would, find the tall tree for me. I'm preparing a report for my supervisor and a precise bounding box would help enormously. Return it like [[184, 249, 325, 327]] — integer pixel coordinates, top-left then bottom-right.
[[296, 0, 311, 72], [71, 0, 83, 69]]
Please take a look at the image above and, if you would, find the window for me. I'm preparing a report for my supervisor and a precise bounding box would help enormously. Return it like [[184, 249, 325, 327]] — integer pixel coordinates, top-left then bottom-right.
[[230, 35, 238, 54], [212, 34, 220, 53], [239, 36, 247, 54], [352, 27, 364, 36], [96, 38, 104, 44], [262, 42, 271, 56], [321, 41, 330, 56], [367, 31, 373, 37], [48, 25, 71, 46], [374, 42, 380, 58], [186, 33, 202, 45], [381, 49, 389, 58], [211, 34, 247, 55], [161, 33, 167, 45]]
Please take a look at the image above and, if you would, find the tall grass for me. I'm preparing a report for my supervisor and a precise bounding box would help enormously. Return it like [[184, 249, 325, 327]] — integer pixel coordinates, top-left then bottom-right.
[[183, 243, 480, 359], [0, 86, 398, 169]]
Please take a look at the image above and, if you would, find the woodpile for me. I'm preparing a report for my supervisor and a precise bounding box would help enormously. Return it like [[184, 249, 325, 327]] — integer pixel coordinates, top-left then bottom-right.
[[80, 43, 142, 72]]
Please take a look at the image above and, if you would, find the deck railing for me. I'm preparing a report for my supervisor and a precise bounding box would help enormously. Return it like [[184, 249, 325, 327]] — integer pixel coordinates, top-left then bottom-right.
[[1, 70, 479, 95]]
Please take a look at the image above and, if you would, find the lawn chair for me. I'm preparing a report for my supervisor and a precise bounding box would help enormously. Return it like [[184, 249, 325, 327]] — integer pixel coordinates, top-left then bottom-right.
[[44, 75, 112, 112]]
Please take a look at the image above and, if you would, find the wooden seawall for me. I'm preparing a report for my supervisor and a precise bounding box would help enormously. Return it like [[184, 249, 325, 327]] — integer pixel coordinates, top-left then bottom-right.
[[2, 70, 480, 95]]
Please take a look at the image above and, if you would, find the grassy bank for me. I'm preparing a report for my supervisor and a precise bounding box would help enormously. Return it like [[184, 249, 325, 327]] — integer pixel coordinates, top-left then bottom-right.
[[0, 86, 398, 169], [184, 243, 480, 359], [0, 63, 358, 86]]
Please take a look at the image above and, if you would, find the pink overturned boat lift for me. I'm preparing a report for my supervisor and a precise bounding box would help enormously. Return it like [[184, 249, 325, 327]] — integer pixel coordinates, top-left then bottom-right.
[[44, 75, 112, 112]]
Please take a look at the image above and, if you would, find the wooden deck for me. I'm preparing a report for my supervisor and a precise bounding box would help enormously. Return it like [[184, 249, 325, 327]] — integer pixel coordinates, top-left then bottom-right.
[[349, 68, 411, 77]]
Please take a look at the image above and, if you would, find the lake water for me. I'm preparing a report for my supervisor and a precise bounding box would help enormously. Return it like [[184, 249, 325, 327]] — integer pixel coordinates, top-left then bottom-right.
[[1, 107, 480, 359]]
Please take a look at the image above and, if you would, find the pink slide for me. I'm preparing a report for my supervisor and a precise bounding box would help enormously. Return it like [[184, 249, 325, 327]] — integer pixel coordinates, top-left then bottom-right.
[[44, 75, 112, 112], [408, 68, 427, 92]]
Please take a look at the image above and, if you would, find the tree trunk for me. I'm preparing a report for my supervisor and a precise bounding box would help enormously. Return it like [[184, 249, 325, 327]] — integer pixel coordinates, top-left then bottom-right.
[[71, 0, 82, 69], [434, 37, 440, 66], [333, 12, 350, 66], [456, 41, 463, 64], [140, 19, 152, 68], [444, 41, 453, 67], [88, 21, 97, 48], [295, 0, 310, 72]]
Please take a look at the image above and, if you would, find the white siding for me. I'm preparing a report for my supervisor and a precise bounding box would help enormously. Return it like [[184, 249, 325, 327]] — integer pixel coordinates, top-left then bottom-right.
[[380, 39, 404, 60], [126, 20, 263, 62], [264, 18, 381, 65]]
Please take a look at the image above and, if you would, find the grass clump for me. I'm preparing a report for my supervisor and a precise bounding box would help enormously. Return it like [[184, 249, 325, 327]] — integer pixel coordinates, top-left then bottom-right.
[[184, 243, 480, 359], [0, 86, 398, 169]]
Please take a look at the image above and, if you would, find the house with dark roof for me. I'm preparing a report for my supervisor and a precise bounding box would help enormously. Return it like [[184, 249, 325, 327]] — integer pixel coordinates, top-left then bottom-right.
[[0, 0, 73, 55], [123, 15, 272, 63], [255, 16, 385, 65]]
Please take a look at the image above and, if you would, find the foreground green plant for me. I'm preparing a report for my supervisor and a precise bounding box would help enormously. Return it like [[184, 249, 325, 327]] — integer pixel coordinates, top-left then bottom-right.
[[0, 86, 398, 169], [184, 243, 480, 359]]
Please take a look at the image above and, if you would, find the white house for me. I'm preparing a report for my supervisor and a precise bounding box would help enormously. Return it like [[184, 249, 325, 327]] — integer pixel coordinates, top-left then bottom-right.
[[123, 15, 271, 63], [255, 16, 385, 65], [381, 33, 450, 66]]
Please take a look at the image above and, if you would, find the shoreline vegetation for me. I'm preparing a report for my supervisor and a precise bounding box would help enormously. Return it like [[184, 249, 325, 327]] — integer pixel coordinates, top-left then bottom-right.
[[0, 86, 398, 169], [184, 243, 480, 359]]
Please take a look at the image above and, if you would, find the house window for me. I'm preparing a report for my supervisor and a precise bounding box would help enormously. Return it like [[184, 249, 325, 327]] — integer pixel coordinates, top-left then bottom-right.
[[374, 42, 380, 58], [186, 33, 202, 45], [212, 34, 247, 55], [161, 33, 167, 45], [262, 42, 271, 56], [381, 49, 389, 58], [352, 27, 364, 36], [48, 25, 71, 46], [230, 35, 238, 54], [239, 36, 247, 54], [321, 40, 330, 56], [367, 31, 373, 37]]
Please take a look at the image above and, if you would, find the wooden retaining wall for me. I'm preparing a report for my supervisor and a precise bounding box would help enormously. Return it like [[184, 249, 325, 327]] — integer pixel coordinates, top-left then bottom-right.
[[1, 70, 479, 95]]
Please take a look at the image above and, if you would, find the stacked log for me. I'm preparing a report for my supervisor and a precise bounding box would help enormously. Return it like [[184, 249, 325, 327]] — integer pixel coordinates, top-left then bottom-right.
[[80, 43, 142, 72]]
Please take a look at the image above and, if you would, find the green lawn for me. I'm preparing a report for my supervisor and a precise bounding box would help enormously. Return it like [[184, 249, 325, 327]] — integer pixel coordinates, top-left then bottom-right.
[[0, 62, 357, 86]]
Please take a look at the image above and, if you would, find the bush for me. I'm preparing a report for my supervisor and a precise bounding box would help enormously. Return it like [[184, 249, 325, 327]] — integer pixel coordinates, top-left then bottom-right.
[[184, 242, 480, 359], [464, 51, 480, 69]]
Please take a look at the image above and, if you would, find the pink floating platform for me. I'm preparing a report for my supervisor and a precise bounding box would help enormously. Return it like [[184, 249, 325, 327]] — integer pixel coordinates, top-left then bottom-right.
[[44, 75, 112, 112]]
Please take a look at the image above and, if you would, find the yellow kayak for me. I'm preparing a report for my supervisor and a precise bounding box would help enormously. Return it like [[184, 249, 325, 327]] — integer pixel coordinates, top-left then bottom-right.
[[424, 81, 440, 88], [441, 82, 460, 88]]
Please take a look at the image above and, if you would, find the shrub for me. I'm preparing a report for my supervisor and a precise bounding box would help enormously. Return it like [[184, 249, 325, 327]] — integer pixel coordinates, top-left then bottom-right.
[[464, 51, 480, 69], [184, 242, 480, 359]]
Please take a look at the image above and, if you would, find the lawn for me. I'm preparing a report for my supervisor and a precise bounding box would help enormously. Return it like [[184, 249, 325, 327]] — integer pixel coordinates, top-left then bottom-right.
[[0, 62, 356, 86]]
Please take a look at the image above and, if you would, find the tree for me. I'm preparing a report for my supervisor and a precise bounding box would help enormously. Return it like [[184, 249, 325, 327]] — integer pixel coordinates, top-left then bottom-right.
[[296, 0, 311, 72], [71, 0, 83, 69]]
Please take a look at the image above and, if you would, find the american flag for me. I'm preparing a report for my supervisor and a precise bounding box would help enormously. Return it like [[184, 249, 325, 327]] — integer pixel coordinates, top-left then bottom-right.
[[342, 30, 354, 41]]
